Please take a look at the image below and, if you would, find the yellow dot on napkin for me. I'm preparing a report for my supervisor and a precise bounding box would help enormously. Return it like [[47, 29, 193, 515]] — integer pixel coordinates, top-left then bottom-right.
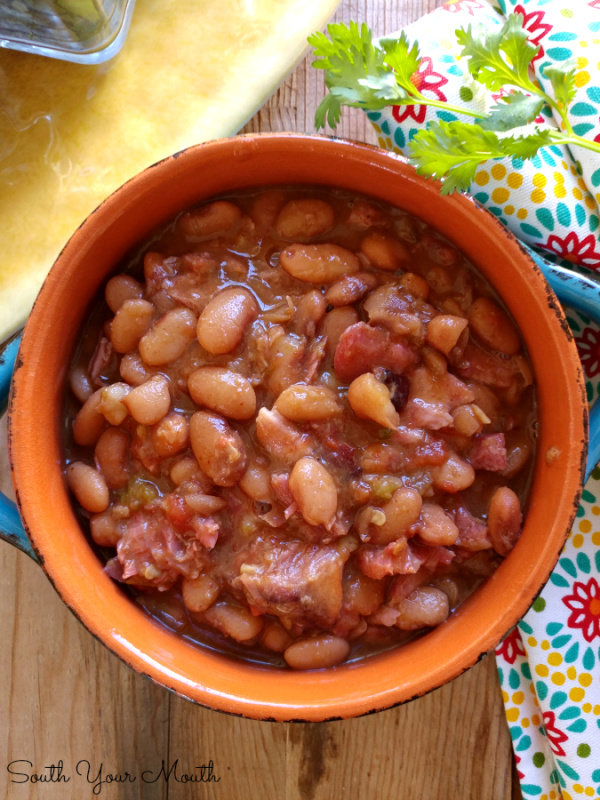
[[567, 665, 577, 680], [531, 714, 541, 725], [548, 652, 563, 666], [573, 187, 583, 200], [560, 7, 573, 16], [529, 636, 538, 647], [554, 184, 567, 199], [505, 205, 515, 215], [579, 673, 593, 687], [535, 663, 548, 677], [507, 172, 523, 189], [517, 208, 528, 220], [522, 718, 530, 728], [492, 188, 509, 204], [572, 533, 585, 548], [591, 505, 600, 515], [594, 705, 600, 715], [575, 71, 591, 88], [579, 519, 592, 533], [533, 173, 547, 188], [585, 196, 597, 210], [570, 687, 585, 702], [551, 671, 566, 685], [583, 703, 592, 713], [512, 691, 525, 704], [577, 56, 589, 68], [506, 707, 519, 722], [491, 164, 506, 180], [592, 530, 600, 545], [541, 639, 551, 650], [474, 170, 489, 186], [531, 189, 546, 203]]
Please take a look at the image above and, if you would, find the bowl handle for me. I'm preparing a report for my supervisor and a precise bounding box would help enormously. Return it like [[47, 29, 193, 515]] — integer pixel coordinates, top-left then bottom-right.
[[524, 246, 600, 483], [1, 256, 599, 561], [0, 330, 38, 561]]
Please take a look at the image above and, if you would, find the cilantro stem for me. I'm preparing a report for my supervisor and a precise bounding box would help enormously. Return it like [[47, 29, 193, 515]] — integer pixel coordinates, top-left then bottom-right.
[[403, 92, 487, 121]]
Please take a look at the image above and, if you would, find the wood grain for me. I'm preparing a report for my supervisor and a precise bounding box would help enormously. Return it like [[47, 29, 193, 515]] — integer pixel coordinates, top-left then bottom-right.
[[0, 1, 523, 798]]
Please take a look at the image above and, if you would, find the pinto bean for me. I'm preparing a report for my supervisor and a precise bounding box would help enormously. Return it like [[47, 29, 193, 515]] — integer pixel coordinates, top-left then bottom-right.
[[105, 274, 143, 313], [260, 621, 293, 653], [275, 198, 335, 240], [73, 389, 106, 446], [204, 601, 263, 642], [94, 427, 130, 489], [189, 410, 248, 486], [319, 306, 360, 359], [324, 272, 378, 307], [274, 384, 341, 422], [169, 455, 204, 486], [289, 456, 338, 529], [434, 453, 475, 493], [417, 503, 459, 546], [395, 586, 450, 630], [255, 408, 314, 464], [119, 353, 152, 386], [249, 189, 286, 230], [122, 374, 171, 426], [280, 243, 360, 283], [348, 372, 400, 429], [182, 574, 221, 613], [284, 634, 350, 670], [89, 509, 123, 547], [488, 486, 522, 556], [138, 307, 197, 365], [188, 366, 256, 420], [66, 461, 109, 513], [293, 289, 327, 336], [368, 487, 423, 546], [150, 413, 189, 457], [399, 272, 429, 299], [360, 231, 410, 271], [69, 366, 94, 403], [238, 459, 273, 501], [99, 382, 131, 425], [196, 287, 259, 354], [426, 315, 469, 356], [469, 297, 520, 356], [343, 566, 385, 616], [110, 299, 155, 354], [178, 201, 242, 238]]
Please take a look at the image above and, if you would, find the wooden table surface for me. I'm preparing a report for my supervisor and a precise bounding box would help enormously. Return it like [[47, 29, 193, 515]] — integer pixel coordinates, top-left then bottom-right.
[[0, 1, 523, 798]]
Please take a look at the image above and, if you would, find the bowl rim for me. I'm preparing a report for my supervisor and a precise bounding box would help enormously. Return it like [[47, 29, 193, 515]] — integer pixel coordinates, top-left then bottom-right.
[[8, 132, 587, 721]]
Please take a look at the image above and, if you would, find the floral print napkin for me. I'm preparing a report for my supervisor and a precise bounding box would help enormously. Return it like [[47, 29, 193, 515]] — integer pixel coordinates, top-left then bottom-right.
[[362, 1, 600, 796]]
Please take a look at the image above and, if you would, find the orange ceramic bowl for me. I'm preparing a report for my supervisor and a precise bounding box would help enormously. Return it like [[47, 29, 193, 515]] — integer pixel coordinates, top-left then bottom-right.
[[9, 134, 586, 721]]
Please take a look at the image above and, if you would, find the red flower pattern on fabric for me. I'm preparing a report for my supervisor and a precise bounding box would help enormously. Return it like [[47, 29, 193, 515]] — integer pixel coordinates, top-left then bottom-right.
[[392, 58, 448, 125], [542, 711, 568, 757], [496, 626, 526, 665], [514, 754, 525, 782], [563, 577, 600, 642], [442, 0, 484, 14], [540, 231, 600, 269], [575, 326, 600, 379], [514, 4, 552, 63]]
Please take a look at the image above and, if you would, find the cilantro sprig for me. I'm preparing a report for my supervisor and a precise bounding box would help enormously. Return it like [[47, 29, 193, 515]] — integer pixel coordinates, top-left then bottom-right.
[[309, 15, 599, 195]]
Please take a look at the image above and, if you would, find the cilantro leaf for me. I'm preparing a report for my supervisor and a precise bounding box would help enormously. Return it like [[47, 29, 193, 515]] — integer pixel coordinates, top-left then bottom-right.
[[408, 121, 506, 193], [409, 120, 553, 194], [543, 59, 578, 111], [310, 22, 396, 127], [502, 128, 554, 159], [379, 32, 421, 92], [456, 13, 539, 92], [479, 92, 545, 131]]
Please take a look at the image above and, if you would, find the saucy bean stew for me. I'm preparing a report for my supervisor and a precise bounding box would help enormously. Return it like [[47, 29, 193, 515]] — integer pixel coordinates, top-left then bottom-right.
[[64, 186, 536, 670]]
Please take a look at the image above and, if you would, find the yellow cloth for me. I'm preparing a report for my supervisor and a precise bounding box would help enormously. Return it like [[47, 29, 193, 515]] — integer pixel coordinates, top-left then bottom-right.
[[0, 0, 339, 339]]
